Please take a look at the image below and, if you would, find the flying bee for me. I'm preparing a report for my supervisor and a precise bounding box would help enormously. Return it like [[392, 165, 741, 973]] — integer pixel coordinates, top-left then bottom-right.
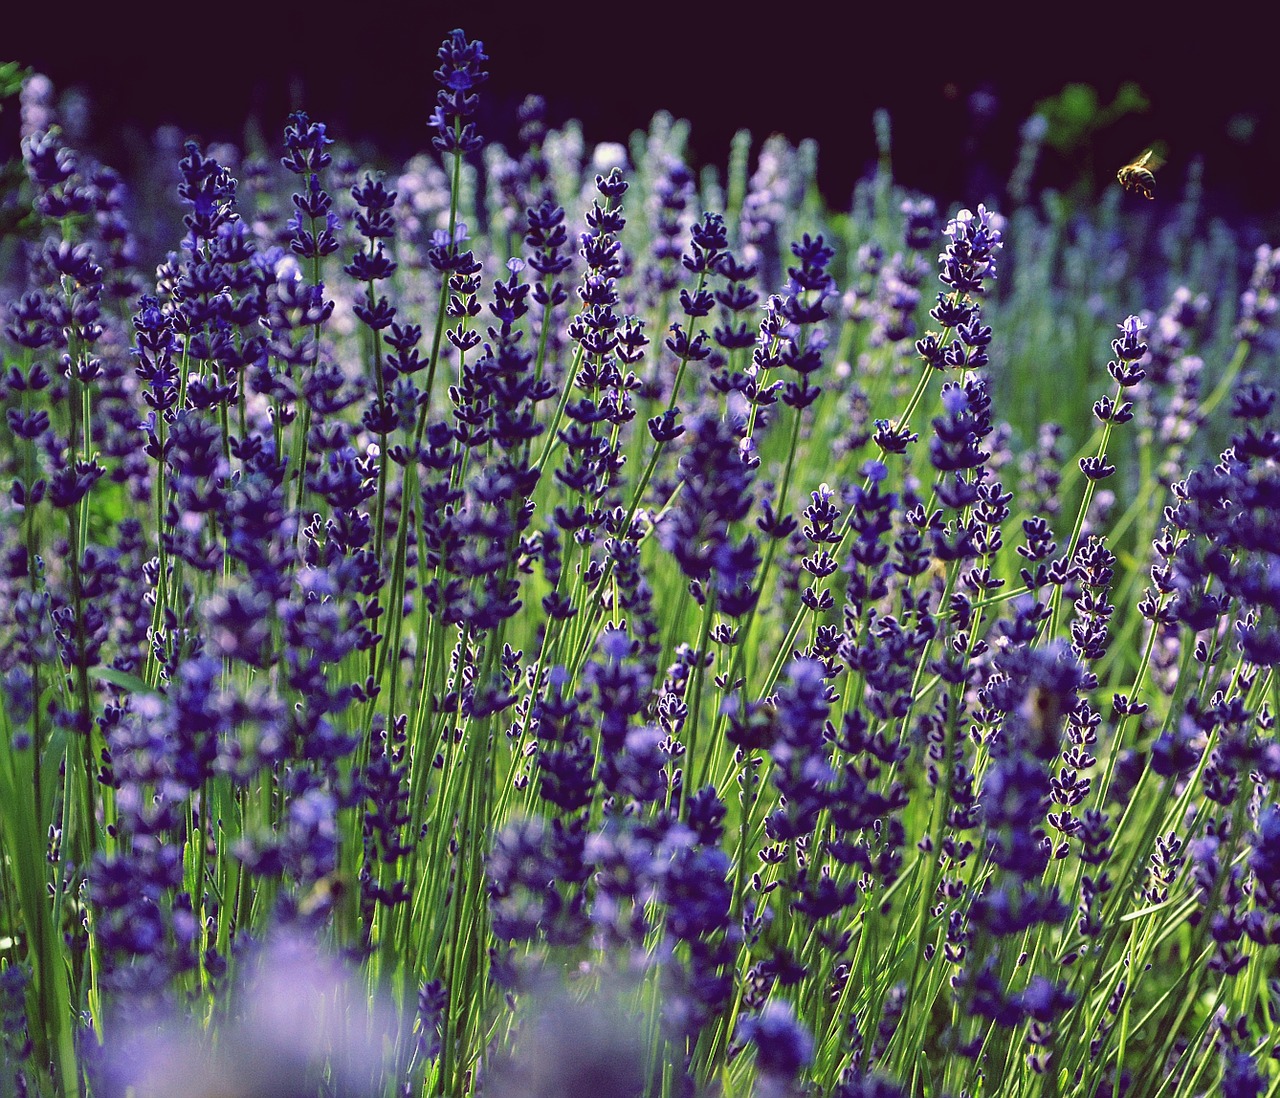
[[297, 872, 348, 919], [1020, 683, 1068, 759], [924, 556, 949, 588], [1116, 148, 1163, 200]]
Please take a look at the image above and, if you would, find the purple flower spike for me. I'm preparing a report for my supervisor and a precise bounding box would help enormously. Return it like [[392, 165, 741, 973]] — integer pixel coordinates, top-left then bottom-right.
[[430, 29, 489, 156], [938, 204, 1004, 296], [740, 1000, 814, 1083]]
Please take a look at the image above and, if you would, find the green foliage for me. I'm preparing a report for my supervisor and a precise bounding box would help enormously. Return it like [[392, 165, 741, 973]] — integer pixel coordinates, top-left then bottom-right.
[[1033, 82, 1151, 158]]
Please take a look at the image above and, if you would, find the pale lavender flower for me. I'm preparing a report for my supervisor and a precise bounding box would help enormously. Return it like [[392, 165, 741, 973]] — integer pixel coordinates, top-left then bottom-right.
[[97, 934, 394, 1098]]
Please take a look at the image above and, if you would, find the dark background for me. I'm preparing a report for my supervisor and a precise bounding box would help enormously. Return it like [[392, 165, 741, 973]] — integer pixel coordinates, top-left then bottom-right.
[[5, 3, 1277, 229]]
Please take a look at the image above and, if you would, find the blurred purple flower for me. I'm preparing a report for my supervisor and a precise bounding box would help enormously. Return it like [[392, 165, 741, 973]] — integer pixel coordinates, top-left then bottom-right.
[[97, 933, 394, 1098]]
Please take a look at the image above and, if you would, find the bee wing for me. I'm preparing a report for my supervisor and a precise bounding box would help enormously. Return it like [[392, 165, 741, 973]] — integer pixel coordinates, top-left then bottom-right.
[[1131, 148, 1165, 171]]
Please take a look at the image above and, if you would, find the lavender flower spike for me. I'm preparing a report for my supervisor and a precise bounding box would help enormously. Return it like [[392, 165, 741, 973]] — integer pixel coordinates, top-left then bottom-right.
[[938, 203, 1005, 296]]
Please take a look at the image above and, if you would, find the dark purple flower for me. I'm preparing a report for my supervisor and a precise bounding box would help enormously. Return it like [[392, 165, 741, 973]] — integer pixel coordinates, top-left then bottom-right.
[[430, 29, 489, 156], [902, 196, 938, 251], [1106, 315, 1148, 388], [1249, 805, 1280, 916], [836, 1070, 907, 1098], [280, 111, 333, 176], [739, 1000, 814, 1082], [657, 414, 754, 590], [937, 204, 1004, 296], [1222, 1047, 1265, 1098], [532, 674, 597, 813], [1016, 974, 1075, 1023], [177, 142, 237, 247]]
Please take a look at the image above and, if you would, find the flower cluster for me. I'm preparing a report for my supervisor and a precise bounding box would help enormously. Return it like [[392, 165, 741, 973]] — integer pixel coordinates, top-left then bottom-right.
[[0, 31, 1277, 1098]]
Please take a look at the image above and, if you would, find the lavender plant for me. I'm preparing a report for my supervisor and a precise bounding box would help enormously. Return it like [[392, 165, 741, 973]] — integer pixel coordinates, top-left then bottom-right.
[[1, 30, 1278, 1098]]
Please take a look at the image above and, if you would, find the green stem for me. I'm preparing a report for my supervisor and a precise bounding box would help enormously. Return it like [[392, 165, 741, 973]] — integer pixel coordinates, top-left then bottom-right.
[[681, 590, 718, 814]]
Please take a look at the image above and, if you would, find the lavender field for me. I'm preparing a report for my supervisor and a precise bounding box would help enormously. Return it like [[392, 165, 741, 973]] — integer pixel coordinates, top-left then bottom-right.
[[1, 32, 1278, 1098]]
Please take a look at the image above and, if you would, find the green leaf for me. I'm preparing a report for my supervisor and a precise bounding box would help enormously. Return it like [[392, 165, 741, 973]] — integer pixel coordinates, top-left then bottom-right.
[[0, 62, 32, 102], [89, 665, 162, 697]]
